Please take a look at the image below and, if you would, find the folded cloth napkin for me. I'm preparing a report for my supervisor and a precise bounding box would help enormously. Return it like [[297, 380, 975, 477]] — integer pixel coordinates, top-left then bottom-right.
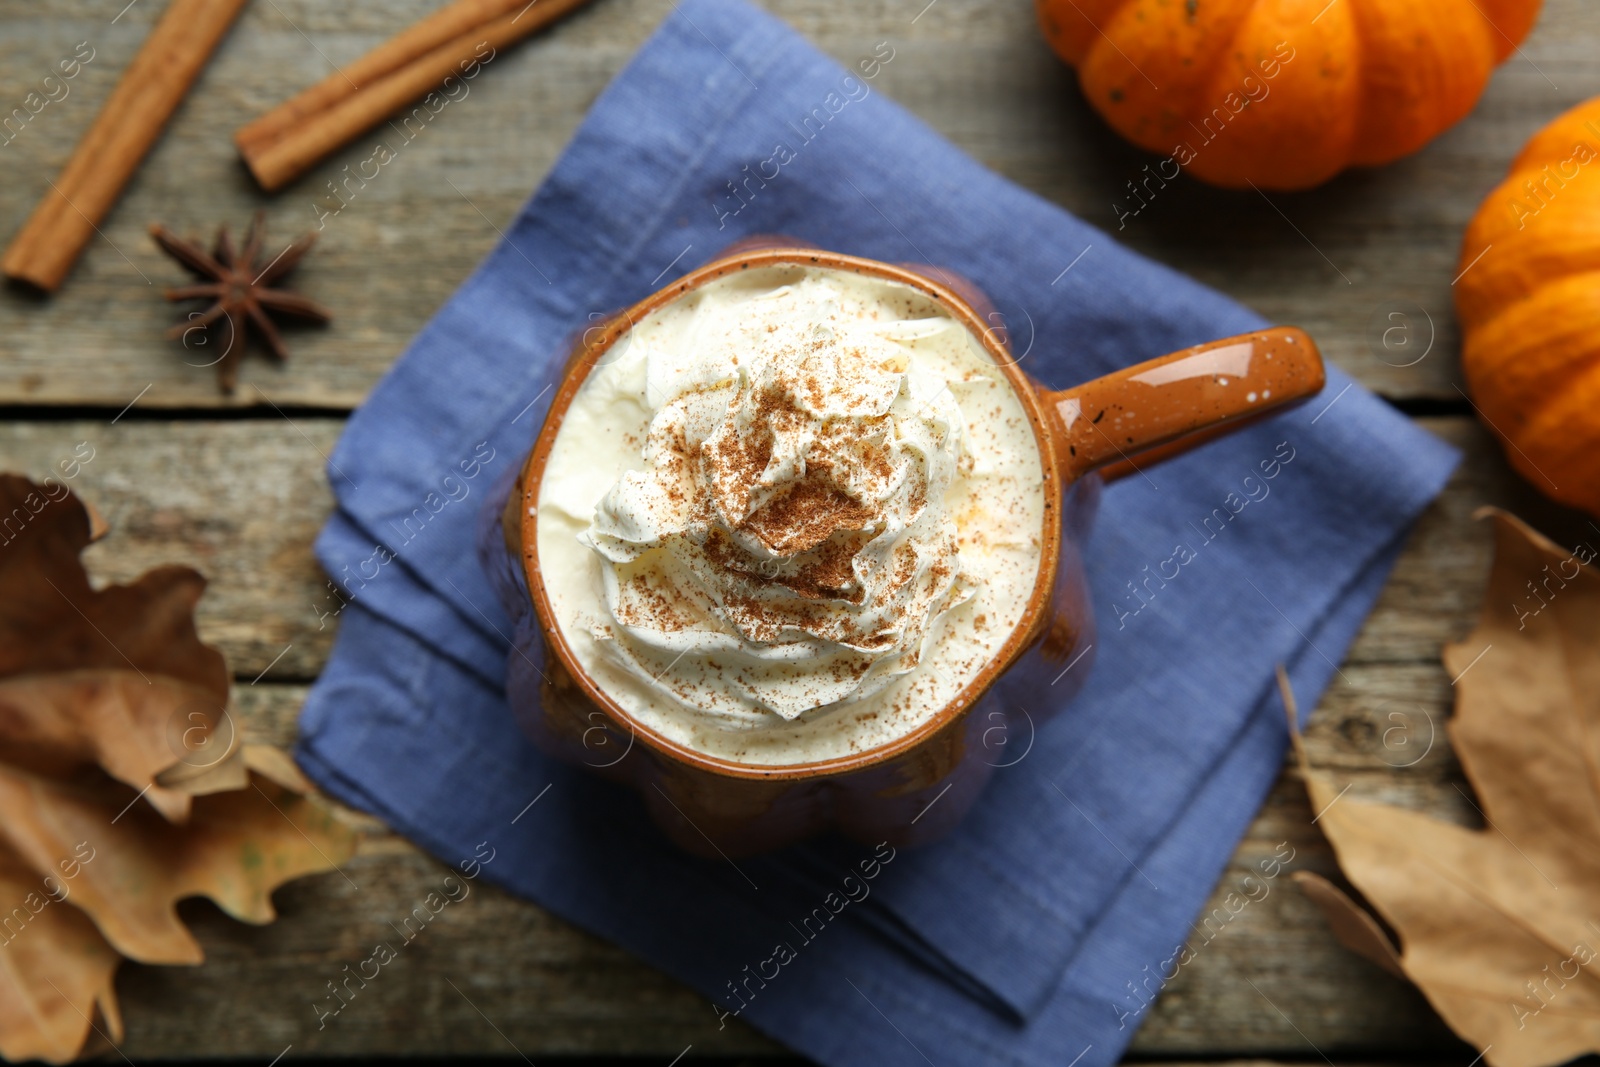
[[296, 2, 1459, 1063]]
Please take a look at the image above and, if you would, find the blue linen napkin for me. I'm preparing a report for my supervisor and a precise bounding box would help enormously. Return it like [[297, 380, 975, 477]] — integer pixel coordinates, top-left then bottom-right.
[[295, 2, 1459, 1063]]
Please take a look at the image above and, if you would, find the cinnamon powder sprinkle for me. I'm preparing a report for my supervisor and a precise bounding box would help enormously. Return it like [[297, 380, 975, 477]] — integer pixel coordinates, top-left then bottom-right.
[[559, 266, 1046, 745]]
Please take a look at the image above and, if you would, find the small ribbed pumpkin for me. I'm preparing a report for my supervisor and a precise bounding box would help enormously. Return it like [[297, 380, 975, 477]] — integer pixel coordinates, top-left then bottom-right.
[[1457, 97, 1600, 518], [1035, 0, 1542, 190]]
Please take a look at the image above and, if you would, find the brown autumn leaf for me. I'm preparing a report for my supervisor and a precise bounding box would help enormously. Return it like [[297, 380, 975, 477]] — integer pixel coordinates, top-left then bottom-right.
[[0, 474, 357, 1063], [1288, 871, 1404, 978], [1290, 508, 1600, 1067]]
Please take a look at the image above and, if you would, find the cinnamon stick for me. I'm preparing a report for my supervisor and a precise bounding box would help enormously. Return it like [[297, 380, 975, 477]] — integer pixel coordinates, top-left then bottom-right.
[[1, 0, 249, 292], [235, 0, 532, 158], [236, 0, 596, 192]]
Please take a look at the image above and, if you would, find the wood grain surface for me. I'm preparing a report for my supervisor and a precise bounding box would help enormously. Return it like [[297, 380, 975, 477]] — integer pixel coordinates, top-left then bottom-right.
[[0, 0, 1595, 408], [1, 415, 1586, 1059], [4, 0, 1597, 1060]]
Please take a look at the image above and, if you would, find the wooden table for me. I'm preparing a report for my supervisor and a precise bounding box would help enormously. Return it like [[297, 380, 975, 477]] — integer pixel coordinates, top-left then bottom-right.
[[3, 0, 1595, 1060]]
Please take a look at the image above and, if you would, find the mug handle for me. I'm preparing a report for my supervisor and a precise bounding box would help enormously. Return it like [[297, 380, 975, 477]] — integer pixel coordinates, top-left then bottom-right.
[[1041, 327, 1326, 483]]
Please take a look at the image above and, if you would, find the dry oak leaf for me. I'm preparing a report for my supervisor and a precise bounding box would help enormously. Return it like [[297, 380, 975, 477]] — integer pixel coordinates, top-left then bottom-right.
[[1291, 508, 1600, 1067], [0, 474, 357, 1064]]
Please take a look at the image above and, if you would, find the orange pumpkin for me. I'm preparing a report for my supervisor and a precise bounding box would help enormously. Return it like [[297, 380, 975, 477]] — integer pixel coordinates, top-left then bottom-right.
[[1035, 0, 1542, 190], [1456, 97, 1600, 519]]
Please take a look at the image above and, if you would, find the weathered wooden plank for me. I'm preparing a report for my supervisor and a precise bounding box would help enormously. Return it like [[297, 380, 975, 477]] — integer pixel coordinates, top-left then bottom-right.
[[112, 674, 1473, 1059], [0, 415, 1582, 681], [121, 838, 788, 1058], [0, 412, 1552, 1057], [0, 417, 339, 678], [2, 0, 1595, 408], [1135, 773, 1462, 1058]]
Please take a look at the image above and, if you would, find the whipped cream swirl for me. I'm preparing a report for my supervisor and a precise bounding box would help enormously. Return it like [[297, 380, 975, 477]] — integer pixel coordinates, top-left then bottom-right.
[[580, 291, 976, 722]]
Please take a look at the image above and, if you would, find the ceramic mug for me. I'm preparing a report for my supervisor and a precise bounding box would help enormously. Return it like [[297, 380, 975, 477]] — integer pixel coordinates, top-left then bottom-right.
[[482, 245, 1325, 857]]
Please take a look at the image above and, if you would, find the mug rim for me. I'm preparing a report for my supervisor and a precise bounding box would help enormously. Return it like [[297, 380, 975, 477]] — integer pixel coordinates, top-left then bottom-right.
[[516, 247, 1067, 781]]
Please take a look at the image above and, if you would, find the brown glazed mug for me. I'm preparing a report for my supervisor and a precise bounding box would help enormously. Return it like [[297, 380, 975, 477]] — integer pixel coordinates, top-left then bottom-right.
[[488, 244, 1325, 857]]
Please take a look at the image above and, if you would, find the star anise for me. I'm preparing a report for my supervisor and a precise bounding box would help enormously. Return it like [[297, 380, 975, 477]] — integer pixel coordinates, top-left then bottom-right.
[[150, 212, 332, 393]]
